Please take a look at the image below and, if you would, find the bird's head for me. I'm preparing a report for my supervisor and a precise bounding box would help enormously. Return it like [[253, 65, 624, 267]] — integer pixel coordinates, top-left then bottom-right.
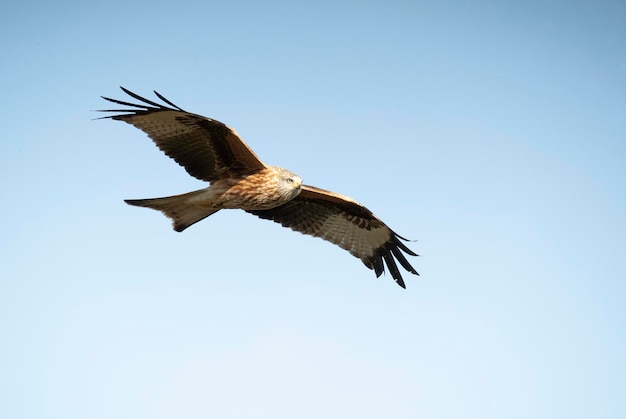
[[275, 167, 303, 200]]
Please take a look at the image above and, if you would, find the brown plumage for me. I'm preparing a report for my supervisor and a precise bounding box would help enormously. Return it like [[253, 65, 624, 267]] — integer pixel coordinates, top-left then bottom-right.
[[100, 87, 418, 288]]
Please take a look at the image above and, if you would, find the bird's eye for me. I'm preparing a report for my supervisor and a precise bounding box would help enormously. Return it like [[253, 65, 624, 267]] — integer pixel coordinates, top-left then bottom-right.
[[286, 178, 293, 184]]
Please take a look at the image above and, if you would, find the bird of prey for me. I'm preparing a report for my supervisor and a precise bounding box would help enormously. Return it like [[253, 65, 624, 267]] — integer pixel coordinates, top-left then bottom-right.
[[100, 87, 418, 288]]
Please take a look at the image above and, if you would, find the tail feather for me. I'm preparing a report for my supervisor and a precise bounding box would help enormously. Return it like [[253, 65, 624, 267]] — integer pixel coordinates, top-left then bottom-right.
[[125, 190, 218, 232]]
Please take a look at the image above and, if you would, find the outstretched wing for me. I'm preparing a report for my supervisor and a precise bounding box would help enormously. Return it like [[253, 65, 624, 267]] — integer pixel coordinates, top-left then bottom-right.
[[99, 87, 266, 181], [248, 185, 418, 288]]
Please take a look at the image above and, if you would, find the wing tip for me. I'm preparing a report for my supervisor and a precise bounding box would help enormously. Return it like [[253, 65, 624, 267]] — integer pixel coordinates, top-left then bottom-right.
[[362, 235, 419, 289], [96, 87, 186, 118]]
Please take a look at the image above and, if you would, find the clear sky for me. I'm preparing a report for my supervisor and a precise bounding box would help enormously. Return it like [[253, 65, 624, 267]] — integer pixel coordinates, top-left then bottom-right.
[[1, 0, 625, 418]]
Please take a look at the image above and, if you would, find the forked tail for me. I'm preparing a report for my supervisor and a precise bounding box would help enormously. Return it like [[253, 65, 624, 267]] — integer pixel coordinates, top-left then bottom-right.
[[125, 190, 218, 232]]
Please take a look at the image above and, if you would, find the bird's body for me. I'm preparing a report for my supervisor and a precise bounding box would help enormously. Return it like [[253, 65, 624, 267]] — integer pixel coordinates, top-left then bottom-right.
[[125, 166, 302, 231], [100, 87, 419, 288]]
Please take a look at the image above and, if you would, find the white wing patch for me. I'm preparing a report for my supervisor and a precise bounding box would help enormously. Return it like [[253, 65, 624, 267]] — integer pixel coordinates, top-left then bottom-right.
[[319, 213, 390, 259]]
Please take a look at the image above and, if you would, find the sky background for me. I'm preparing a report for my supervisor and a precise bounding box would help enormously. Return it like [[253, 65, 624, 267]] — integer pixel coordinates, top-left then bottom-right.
[[1, 0, 625, 418]]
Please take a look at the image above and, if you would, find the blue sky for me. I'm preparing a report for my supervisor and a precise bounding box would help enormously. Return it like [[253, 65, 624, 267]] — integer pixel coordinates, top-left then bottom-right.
[[1, 0, 625, 418]]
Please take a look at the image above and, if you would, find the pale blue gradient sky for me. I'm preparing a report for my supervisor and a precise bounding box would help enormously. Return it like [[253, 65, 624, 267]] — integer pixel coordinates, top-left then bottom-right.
[[1, 1, 625, 418]]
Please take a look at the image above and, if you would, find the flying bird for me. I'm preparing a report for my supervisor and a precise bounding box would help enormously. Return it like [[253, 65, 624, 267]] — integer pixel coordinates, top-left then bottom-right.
[[100, 87, 418, 288]]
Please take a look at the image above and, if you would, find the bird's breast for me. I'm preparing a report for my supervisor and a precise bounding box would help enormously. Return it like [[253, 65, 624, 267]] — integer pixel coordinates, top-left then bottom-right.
[[215, 168, 295, 210]]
